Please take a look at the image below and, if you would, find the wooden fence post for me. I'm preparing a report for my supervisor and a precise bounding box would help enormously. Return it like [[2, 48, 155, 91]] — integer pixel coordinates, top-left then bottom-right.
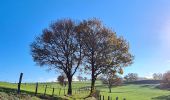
[[103, 95, 104, 100], [108, 96, 110, 100], [64, 87, 65, 95], [99, 95, 101, 100], [35, 82, 38, 96], [44, 85, 47, 96], [17, 73, 23, 94], [116, 97, 118, 100], [59, 88, 61, 96], [52, 88, 54, 96]]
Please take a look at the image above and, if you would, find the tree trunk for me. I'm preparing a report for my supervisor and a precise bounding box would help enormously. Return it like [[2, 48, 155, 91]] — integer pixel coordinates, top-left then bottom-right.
[[90, 63, 96, 96], [90, 51, 96, 96], [67, 76, 72, 95], [90, 77, 96, 95], [109, 86, 111, 93]]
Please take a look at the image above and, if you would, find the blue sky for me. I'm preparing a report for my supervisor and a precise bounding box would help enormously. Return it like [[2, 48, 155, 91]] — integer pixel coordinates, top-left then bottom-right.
[[0, 0, 170, 82]]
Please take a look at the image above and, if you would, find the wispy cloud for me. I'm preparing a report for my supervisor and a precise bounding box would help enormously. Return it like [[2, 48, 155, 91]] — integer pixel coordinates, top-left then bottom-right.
[[37, 77, 56, 82]]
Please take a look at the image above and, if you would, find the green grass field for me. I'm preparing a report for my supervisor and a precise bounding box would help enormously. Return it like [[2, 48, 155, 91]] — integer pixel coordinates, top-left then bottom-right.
[[0, 81, 170, 100]]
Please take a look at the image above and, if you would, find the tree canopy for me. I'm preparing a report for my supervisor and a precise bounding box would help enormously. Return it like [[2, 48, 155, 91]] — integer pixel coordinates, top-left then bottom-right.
[[77, 18, 133, 95], [30, 18, 134, 96], [30, 19, 83, 95]]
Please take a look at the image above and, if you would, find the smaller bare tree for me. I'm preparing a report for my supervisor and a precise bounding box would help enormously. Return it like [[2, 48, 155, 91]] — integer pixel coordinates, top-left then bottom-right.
[[124, 73, 138, 82], [77, 75, 83, 82], [101, 71, 123, 93], [57, 74, 67, 87], [160, 71, 170, 88], [84, 77, 87, 81]]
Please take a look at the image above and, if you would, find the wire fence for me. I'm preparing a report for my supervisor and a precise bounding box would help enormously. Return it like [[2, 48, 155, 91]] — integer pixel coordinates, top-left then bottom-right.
[[15, 73, 126, 100]]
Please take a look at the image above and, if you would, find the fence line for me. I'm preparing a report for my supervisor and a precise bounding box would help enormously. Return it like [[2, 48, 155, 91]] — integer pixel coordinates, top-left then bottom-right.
[[19, 82, 126, 100], [99, 95, 126, 100], [16, 73, 126, 100]]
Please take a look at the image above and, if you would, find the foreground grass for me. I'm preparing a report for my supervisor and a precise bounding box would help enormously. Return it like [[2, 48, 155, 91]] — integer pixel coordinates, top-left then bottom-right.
[[0, 92, 41, 100], [0, 81, 170, 100], [0, 81, 94, 100]]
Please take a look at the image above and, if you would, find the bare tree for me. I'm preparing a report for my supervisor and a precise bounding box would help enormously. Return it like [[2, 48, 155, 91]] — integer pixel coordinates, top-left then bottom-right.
[[77, 18, 133, 95], [57, 74, 67, 87], [84, 77, 88, 81], [124, 73, 138, 82], [160, 71, 170, 88], [77, 75, 83, 81], [30, 19, 83, 95], [101, 71, 123, 93], [153, 73, 163, 80]]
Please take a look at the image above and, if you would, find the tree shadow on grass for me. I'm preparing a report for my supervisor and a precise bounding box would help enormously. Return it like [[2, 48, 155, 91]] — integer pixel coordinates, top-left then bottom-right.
[[94, 84, 127, 89], [99, 89, 134, 93], [0, 86, 67, 100], [79, 85, 107, 89], [0, 86, 17, 94], [152, 95, 170, 100], [140, 84, 157, 88], [140, 84, 152, 87]]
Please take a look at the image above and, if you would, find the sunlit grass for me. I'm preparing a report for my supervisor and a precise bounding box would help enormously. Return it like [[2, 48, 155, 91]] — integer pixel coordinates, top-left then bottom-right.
[[0, 81, 170, 100]]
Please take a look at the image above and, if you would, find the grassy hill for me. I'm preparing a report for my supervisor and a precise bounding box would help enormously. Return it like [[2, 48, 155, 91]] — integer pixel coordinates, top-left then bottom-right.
[[0, 81, 170, 100]]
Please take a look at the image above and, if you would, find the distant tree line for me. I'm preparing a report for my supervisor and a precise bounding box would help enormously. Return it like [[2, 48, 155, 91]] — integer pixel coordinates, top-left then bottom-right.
[[152, 73, 163, 80], [124, 73, 138, 82]]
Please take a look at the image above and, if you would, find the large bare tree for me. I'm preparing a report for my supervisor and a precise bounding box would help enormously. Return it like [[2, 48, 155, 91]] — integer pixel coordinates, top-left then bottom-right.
[[30, 19, 83, 95], [77, 18, 133, 95]]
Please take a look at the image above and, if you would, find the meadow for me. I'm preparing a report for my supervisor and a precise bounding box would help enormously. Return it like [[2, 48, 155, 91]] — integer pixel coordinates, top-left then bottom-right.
[[0, 81, 170, 100]]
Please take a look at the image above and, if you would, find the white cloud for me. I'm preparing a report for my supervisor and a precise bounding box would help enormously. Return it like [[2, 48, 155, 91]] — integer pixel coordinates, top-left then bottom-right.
[[46, 77, 56, 82], [144, 72, 153, 79], [73, 76, 79, 81], [37, 77, 56, 82]]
